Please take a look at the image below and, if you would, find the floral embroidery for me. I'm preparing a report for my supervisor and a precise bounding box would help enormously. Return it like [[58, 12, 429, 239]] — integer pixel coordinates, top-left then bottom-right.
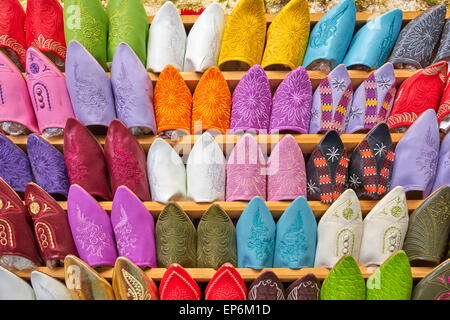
[[114, 63, 136, 122], [64, 135, 90, 183], [307, 180, 319, 195], [376, 18, 396, 68], [0, 35, 26, 63], [114, 205, 137, 257], [309, 3, 348, 48], [31, 34, 66, 60], [121, 268, 150, 300], [271, 68, 312, 132], [247, 209, 274, 264], [326, 146, 340, 162], [34, 221, 56, 250], [278, 214, 307, 266], [0, 137, 32, 191], [231, 66, 272, 131], [331, 78, 347, 92], [110, 141, 144, 190], [193, 67, 231, 133], [218, 0, 266, 67], [374, 143, 387, 157], [416, 128, 439, 185], [154, 65, 192, 133], [349, 174, 361, 189], [377, 76, 393, 90], [75, 205, 113, 257]]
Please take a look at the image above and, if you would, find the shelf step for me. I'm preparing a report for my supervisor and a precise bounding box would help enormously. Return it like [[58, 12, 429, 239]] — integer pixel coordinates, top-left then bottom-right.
[[14, 267, 432, 282], [53, 200, 422, 218], [10, 133, 405, 154]]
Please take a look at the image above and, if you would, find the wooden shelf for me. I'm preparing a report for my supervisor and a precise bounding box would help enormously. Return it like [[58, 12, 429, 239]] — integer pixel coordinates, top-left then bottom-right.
[[147, 11, 450, 28], [9, 133, 405, 154], [54, 200, 422, 218], [14, 267, 433, 282]]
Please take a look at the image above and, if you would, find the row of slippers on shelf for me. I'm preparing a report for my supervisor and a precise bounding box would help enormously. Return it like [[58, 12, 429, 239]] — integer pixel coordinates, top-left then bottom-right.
[[0, 168, 448, 274], [2, 42, 450, 139], [0, 111, 449, 207], [4, 0, 450, 75], [1, 254, 449, 300]]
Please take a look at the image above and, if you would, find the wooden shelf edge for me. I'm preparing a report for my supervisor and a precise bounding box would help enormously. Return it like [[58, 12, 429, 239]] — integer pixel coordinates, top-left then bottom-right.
[[54, 200, 423, 218], [14, 267, 432, 282], [147, 11, 450, 27], [9, 133, 405, 154]]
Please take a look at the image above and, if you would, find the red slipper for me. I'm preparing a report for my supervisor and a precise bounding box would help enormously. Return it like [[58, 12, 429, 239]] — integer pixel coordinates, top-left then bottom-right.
[[0, 0, 27, 69], [205, 263, 247, 300], [159, 264, 201, 300]]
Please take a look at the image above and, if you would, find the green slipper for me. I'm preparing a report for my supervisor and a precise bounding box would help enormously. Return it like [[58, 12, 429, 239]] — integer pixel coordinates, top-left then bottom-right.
[[412, 259, 450, 300], [197, 204, 237, 269], [320, 255, 366, 300], [156, 203, 197, 268], [403, 186, 450, 267], [64, 0, 108, 69], [366, 251, 413, 300], [106, 0, 148, 66]]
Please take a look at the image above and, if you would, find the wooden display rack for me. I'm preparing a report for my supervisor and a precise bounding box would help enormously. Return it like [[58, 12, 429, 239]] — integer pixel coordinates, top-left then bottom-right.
[[7, 11, 441, 284]]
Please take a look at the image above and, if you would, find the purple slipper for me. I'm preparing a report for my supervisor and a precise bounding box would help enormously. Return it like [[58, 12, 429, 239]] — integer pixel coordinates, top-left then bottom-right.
[[226, 134, 266, 201], [309, 64, 353, 134], [67, 184, 118, 267], [345, 63, 397, 133], [230, 65, 272, 133], [270, 67, 313, 134], [267, 135, 306, 201], [27, 134, 70, 197], [65, 41, 116, 128], [429, 132, 450, 194], [390, 109, 440, 196], [111, 186, 157, 268], [111, 43, 157, 135], [0, 134, 33, 193]]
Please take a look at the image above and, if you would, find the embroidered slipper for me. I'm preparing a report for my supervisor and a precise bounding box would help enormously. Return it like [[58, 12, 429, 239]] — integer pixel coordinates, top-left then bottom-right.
[[388, 61, 447, 131], [0, 0, 27, 70], [64, 118, 111, 201], [343, 10, 402, 71], [197, 204, 237, 269], [159, 264, 201, 300], [111, 43, 157, 135], [205, 263, 246, 300], [389, 5, 447, 70], [412, 258, 450, 300], [26, 0, 66, 68], [154, 65, 192, 135], [226, 134, 266, 201], [428, 133, 450, 194], [286, 274, 321, 300], [218, 0, 266, 71], [270, 67, 313, 134], [63, 0, 108, 70], [104, 119, 151, 201], [106, 0, 148, 67], [403, 186, 450, 267], [147, 1, 186, 72], [25, 182, 78, 268], [186, 132, 226, 202], [0, 134, 33, 193], [156, 203, 197, 268], [0, 177, 41, 270], [345, 63, 396, 134], [348, 123, 395, 200], [320, 255, 366, 300], [306, 130, 349, 204], [303, 0, 356, 72], [192, 66, 231, 134], [27, 134, 70, 197], [112, 256, 159, 300], [309, 64, 353, 134], [0, 50, 39, 135], [31, 270, 72, 300], [390, 109, 440, 197], [359, 186, 409, 267], [267, 135, 306, 201], [65, 41, 116, 128], [111, 186, 157, 268], [64, 254, 115, 300], [314, 189, 363, 268], [366, 251, 412, 300], [25, 47, 75, 137], [184, 3, 225, 72], [236, 197, 276, 269], [248, 271, 286, 300], [230, 65, 272, 133], [67, 184, 118, 267], [274, 197, 317, 268], [261, 0, 310, 70]]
